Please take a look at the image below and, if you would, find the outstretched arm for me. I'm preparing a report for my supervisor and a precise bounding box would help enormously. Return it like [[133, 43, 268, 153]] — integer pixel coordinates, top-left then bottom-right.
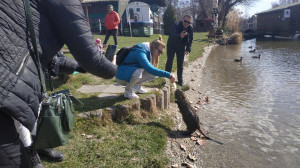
[[42, 0, 116, 79]]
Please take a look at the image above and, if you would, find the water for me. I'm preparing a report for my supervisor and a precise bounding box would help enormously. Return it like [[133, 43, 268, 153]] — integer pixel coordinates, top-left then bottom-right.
[[199, 39, 300, 167]]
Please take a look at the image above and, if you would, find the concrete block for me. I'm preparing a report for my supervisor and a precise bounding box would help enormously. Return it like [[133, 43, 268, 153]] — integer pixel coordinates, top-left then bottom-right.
[[130, 100, 140, 111], [140, 97, 155, 113], [149, 94, 156, 108], [156, 90, 164, 110], [112, 104, 130, 122], [163, 87, 170, 109]]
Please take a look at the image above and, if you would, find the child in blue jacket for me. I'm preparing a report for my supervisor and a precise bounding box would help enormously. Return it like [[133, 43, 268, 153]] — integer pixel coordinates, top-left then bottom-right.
[[116, 36, 176, 99]]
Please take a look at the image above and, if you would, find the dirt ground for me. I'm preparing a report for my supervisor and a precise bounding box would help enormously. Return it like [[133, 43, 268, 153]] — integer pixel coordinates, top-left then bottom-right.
[[165, 45, 219, 168]]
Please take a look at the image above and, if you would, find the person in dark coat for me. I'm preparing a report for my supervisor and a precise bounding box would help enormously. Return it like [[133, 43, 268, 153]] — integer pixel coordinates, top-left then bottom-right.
[[0, 0, 117, 167], [165, 15, 194, 86]]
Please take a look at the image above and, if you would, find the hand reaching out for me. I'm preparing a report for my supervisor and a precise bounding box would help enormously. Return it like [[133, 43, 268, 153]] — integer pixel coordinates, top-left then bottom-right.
[[169, 74, 176, 83]]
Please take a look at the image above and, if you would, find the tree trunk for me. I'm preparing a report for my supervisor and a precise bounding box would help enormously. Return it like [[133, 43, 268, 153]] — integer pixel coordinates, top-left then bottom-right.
[[198, 0, 208, 18]]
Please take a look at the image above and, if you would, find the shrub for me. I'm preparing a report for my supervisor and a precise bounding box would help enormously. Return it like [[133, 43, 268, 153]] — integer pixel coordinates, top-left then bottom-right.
[[163, 5, 176, 35]]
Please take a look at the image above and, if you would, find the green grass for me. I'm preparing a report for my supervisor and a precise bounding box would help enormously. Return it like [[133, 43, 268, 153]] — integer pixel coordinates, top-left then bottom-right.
[[42, 32, 209, 167], [43, 113, 172, 168]]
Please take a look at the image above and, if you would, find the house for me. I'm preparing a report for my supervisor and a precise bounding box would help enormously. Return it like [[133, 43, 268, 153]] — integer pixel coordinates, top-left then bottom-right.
[[256, 2, 300, 36], [240, 15, 257, 31], [122, 1, 165, 36]]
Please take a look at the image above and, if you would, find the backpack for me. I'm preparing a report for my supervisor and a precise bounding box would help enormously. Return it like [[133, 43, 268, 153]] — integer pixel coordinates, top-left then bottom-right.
[[116, 46, 133, 65]]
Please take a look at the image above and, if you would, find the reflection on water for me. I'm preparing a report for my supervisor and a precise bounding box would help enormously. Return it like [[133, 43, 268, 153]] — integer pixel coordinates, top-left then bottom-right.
[[199, 39, 300, 167]]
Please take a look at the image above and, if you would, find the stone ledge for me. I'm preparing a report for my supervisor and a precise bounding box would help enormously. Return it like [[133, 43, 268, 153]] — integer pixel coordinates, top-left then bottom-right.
[[77, 79, 173, 122], [76, 109, 102, 119]]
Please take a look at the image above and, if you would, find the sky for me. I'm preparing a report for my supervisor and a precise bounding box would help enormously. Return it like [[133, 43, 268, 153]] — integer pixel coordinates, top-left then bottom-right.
[[236, 0, 279, 17]]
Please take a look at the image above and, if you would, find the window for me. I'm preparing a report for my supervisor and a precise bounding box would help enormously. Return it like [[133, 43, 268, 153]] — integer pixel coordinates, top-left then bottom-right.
[[136, 8, 140, 12], [129, 8, 134, 19]]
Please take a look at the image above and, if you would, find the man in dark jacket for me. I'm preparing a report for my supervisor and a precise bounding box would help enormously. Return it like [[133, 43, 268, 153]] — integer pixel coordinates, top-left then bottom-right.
[[0, 0, 117, 167], [165, 15, 193, 86]]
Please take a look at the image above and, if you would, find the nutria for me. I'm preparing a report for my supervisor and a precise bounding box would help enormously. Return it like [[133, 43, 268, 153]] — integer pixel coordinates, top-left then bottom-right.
[[175, 89, 223, 145]]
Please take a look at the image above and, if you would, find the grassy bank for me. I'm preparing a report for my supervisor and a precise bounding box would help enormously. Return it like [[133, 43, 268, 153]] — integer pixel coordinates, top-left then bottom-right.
[[43, 32, 209, 167]]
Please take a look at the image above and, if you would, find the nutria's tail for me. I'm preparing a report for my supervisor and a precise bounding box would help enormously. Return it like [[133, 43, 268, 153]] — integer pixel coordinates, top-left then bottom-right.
[[199, 128, 223, 145]]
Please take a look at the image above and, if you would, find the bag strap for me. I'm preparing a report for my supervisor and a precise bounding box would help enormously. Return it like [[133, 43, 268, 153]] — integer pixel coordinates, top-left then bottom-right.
[[24, 0, 47, 94]]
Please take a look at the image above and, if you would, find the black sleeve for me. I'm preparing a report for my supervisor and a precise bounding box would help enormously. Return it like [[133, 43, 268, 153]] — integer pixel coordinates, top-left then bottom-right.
[[42, 0, 116, 79], [186, 26, 193, 53], [56, 52, 81, 74], [48, 52, 77, 76], [169, 23, 181, 43]]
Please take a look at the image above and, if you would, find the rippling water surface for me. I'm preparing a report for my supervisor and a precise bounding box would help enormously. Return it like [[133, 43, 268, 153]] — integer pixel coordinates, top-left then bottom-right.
[[199, 39, 300, 167]]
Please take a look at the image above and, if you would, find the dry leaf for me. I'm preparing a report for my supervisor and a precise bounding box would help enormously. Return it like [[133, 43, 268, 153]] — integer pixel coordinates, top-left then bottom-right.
[[171, 164, 179, 168], [96, 153, 101, 158], [81, 133, 86, 136], [190, 136, 197, 141], [191, 78, 195, 81], [205, 96, 209, 102], [196, 140, 205, 146], [180, 144, 187, 151], [188, 154, 197, 161], [86, 135, 93, 139]]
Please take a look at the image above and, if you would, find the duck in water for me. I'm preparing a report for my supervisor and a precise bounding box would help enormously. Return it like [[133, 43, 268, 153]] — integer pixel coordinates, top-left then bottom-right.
[[234, 57, 243, 62], [252, 54, 261, 58], [249, 48, 256, 53]]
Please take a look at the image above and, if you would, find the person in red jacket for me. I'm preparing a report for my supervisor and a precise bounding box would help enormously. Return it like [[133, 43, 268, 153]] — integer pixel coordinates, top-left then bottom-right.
[[103, 5, 120, 47]]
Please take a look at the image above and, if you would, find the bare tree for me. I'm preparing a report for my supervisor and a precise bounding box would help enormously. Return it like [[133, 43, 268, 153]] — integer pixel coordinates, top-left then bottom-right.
[[193, 0, 208, 18], [217, 0, 258, 28], [165, 0, 196, 21], [226, 9, 243, 32], [271, 2, 280, 8]]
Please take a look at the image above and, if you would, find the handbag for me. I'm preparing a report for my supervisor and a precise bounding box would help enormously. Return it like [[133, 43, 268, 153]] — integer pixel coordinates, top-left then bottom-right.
[[24, 0, 82, 149], [34, 89, 80, 149]]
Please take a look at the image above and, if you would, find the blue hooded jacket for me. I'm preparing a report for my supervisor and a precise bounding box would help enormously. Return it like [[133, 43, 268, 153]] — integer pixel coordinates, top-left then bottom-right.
[[116, 43, 170, 82]]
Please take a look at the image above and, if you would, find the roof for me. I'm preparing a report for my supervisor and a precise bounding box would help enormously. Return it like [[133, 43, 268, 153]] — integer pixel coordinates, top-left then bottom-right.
[[130, 0, 166, 7], [256, 2, 300, 15], [81, 0, 118, 4]]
